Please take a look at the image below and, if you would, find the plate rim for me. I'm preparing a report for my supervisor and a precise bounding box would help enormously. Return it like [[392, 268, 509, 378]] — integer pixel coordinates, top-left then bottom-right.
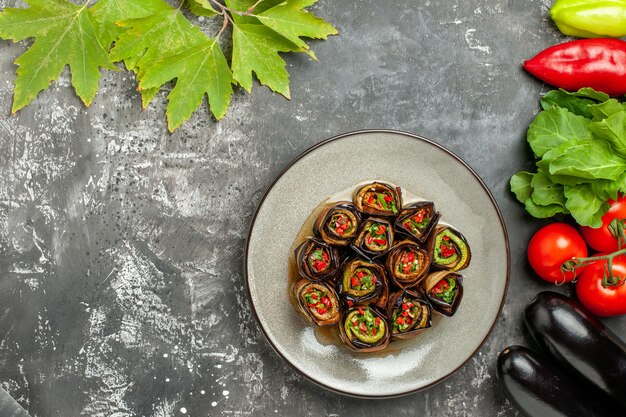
[[243, 129, 511, 398]]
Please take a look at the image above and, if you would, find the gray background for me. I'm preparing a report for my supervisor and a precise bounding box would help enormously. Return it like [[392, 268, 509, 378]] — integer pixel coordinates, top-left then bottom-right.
[[0, 0, 624, 416]]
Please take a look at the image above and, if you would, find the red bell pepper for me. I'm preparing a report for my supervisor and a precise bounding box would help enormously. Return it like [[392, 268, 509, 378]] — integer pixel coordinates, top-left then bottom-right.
[[524, 38, 626, 97]]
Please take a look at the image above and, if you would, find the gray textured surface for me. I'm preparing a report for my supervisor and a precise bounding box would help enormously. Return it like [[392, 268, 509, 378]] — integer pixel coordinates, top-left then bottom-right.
[[0, 0, 624, 416]]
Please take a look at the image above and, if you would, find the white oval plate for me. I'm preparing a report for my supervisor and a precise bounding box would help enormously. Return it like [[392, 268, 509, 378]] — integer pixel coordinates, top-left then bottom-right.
[[245, 130, 510, 398]]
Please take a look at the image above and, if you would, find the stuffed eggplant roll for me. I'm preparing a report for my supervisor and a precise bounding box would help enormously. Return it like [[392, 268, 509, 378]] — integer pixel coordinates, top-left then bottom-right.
[[353, 182, 401, 216], [293, 279, 341, 326], [294, 237, 341, 282], [422, 271, 464, 316], [351, 218, 394, 260], [313, 202, 361, 246], [388, 289, 432, 339], [428, 226, 471, 271], [395, 201, 440, 243], [339, 259, 387, 307], [340, 306, 390, 352], [385, 240, 431, 289]]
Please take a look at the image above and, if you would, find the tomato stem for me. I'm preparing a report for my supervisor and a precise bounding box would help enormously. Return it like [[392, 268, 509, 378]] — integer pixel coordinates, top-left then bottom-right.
[[563, 249, 626, 288], [608, 218, 626, 250]]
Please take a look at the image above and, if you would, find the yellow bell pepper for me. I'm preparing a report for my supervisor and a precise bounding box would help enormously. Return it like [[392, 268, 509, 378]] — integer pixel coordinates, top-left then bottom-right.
[[550, 0, 626, 38]]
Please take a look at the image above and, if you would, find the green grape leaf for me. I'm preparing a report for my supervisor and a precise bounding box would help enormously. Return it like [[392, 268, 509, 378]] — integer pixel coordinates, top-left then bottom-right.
[[186, 0, 219, 17], [257, 0, 338, 59], [232, 22, 301, 97], [89, 0, 169, 49], [0, 0, 117, 112], [109, 8, 207, 107], [139, 38, 233, 131], [224, 0, 266, 24], [0, 0, 338, 130]]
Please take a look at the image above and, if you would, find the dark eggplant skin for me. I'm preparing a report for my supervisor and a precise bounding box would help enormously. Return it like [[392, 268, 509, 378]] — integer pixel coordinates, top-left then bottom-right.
[[524, 291, 626, 410], [497, 346, 616, 417]]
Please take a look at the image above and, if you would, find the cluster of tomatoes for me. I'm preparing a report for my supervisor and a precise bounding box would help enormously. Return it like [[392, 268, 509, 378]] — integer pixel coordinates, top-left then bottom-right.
[[527, 196, 626, 317]]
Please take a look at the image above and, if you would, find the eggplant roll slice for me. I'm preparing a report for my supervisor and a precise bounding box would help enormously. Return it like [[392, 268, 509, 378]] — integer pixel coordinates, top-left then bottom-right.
[[388, 289, 432, 339], [351, 218, 395, 260], [339, 259, 387, 306], [422, 271, 463, 316], [395, 201, 441, 243], [385, 240, 431, 288], [428, 226, 471, 271], [313, 202, 361, 246], [294, 237, 341, 282], [293, 279, 340, 326], [353, 182, 402, 216], [340, 306, 390, 352]]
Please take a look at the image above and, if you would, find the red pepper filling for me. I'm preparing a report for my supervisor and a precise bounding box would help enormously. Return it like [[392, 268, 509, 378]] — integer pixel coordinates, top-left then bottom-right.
[[349, 308, 383, 337], [392, 301, 416, 333], [365, 223, 388, 249], [431, 276, 457, 304], [364, 191, 397, 213], [439, 235, 456, 258], [402, 209, 430, 235], [350, 268, 377, 291], [329, 212, 353, 237], [432, 279, 450, 294], [397, 250, 419, 274], [303, 287, 333, 316], [308, 247, 330, 273]]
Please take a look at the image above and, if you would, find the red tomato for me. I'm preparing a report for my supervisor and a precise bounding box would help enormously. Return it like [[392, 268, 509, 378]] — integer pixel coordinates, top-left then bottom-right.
[[580, 195, 626, 253], [576, 254, 626, 317], [527, 223, 588, 284]]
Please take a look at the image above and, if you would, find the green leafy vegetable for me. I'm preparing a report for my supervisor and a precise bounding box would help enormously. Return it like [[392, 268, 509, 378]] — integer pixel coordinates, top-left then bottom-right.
[[527, 106, 593, 157], [531, 171, 567, 207], [511, 88, 626, 227], [540, 88, 607, 118], [510, 171, 534, 203], [0, 0, 337, 131]]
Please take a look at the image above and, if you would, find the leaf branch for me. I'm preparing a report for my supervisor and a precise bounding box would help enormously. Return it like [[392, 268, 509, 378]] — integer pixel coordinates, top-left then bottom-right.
[[208, 0, 260, 17]]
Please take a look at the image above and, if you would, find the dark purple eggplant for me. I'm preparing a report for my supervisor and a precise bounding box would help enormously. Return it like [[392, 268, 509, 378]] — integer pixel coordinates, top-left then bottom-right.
[[339, 305, 390, 352], [351, 218, 394, 261], [294, 237, 342, 282], [421, 271, 463, 316], [313, 201, 362, 246], [426, 226, 471, 272], [525, 292, 626, 410], [292, 279, 340, 326], [338, 259, 388, 309], [395, 201, 440, 243], [353, 182, 401, 217], [387, 289, 431, 339], [497, 346, 616, 417], [385, 240, 430, 289]]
